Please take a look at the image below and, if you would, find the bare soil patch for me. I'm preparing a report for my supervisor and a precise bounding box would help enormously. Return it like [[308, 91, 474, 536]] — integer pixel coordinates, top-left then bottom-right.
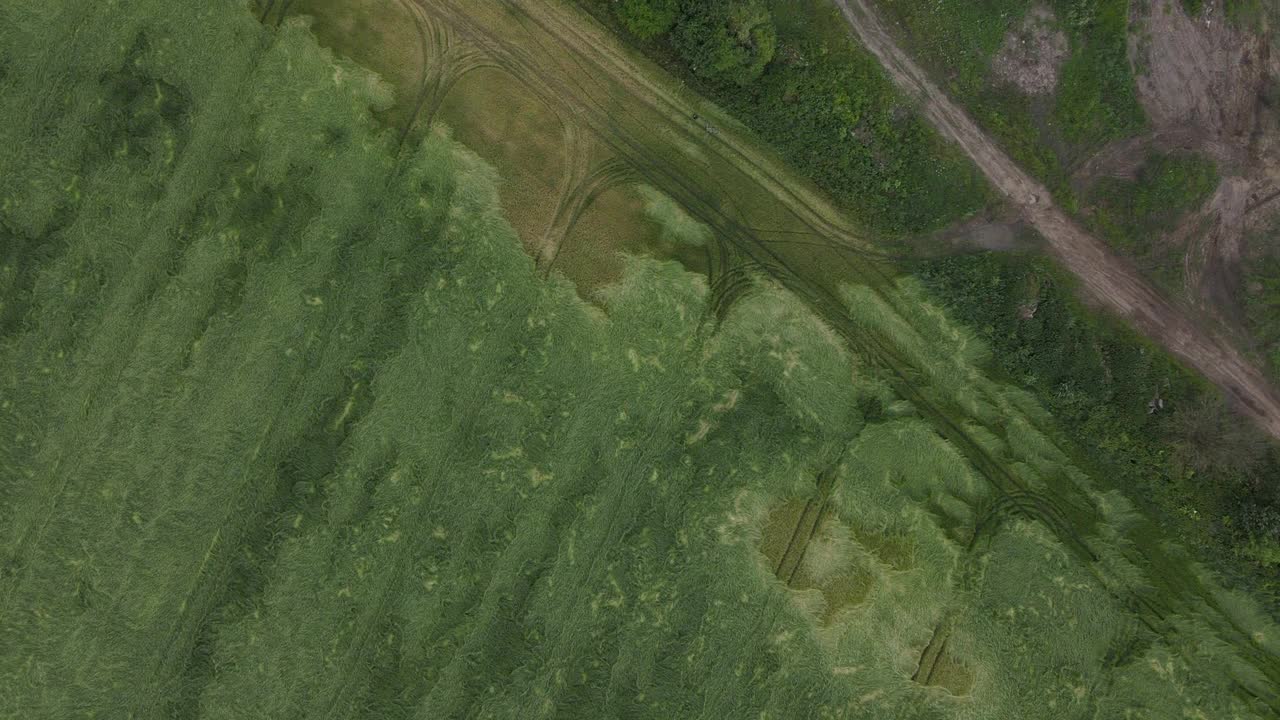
[[1079, 1, 1269, 191], [928, 214, 1030, 254], [1177, 176, 1250, 322], [992, 6, 1067, 97], [1123, 0, 1278, 326], [1129, 0, 1265, 148], [1245, 60, 1280, 233], [1069, 127, 1219, 193]]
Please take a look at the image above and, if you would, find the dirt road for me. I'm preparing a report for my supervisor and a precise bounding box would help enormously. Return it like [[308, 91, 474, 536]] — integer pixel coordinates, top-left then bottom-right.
[[833, 0, 1280, 441]]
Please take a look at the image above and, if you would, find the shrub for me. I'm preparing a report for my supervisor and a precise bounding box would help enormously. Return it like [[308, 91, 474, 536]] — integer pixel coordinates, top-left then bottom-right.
[[671, 0, 777, 86], [615, 0, 678, 39]]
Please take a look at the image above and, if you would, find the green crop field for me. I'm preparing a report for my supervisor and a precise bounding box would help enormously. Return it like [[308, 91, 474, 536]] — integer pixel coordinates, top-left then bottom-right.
[[2, 1, 1280, 718]]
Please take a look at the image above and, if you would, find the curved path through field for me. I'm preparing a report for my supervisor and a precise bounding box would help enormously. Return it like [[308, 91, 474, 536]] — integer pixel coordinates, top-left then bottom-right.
[[833, 0, 1280, 441]]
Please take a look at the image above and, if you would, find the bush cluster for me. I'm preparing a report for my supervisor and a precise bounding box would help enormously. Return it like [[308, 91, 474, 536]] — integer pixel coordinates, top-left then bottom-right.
[[618, 0, 776, 85], [595, 0, 988, 237]]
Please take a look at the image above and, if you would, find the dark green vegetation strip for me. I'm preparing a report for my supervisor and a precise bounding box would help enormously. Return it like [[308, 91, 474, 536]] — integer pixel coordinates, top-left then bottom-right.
[[918, 251, 1280, 601], [580, 0, 989, 238]]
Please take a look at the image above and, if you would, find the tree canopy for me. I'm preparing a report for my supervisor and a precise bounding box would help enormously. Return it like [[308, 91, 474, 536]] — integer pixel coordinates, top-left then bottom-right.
[[616, 0, 679, 40], [671, 0, 777, 85]]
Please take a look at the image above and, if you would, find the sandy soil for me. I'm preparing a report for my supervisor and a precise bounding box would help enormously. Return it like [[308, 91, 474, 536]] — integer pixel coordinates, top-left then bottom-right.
[[834, 0, 1280, 440]]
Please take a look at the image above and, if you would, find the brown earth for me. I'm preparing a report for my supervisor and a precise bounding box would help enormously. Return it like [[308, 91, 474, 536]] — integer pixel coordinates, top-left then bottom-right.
[[834, 0, 1280, 440], [1244, 48, 1280, 234], [1130, 0, 1264, 152], [1176, 176, 1250, 323], [928, 213, 1030, 253], [1125, 0, 1273, 322], [991, 5, 1067, 97], [1068, 126, 1226, 195]]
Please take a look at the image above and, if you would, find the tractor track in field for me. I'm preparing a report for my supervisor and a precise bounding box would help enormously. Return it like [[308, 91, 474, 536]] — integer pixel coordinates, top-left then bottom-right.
[[912, 618, 955, 687], [967, 490, 1081, 558], [832, 0, 1280, 443], [703, 252, 782, 329], [911, 489, 1089, 694], [413, 0, 1280, 707], [537, 154, 637, 274], [770, 453, 844, 587], [480, 0, 1074, 566], [395, 0, 498, 148], [498, 0, 1243, 640]]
